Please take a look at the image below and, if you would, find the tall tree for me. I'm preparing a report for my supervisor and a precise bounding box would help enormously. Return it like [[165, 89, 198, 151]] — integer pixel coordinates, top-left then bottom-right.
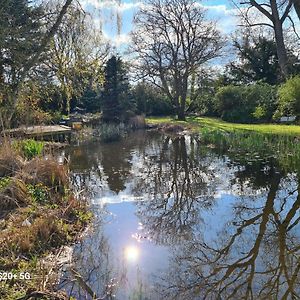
[[101, 56, 132, 123], [46, 4, 109, 114], [0, 0, 74, 127], [239, 0, 295, 78], [131, 0, 223, 120], [229, 35, 300, 84]]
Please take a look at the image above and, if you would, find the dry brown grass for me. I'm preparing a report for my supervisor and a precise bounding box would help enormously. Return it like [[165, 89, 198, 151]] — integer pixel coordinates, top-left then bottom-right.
[[0, 141, 24, 177], [128, 114, 146, 129], [0, 178, 29, 210], [23, 157, 68, 195]]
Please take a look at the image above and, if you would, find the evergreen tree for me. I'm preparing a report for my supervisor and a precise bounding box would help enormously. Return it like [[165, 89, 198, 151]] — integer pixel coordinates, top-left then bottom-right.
[[228, 37, 300, 85], [101, 56, 134, 123], [0, 0, 44, 125]]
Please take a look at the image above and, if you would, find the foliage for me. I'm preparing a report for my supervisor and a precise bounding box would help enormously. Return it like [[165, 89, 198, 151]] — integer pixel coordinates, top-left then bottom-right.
[[80, 87, 101, 113], [101, 56, 135, 123], [15, 139, 44, 159], [239, 1, 295, 78], [132, 82, 173, 116], [275, 76, 300, 119], [229, 37, 281, 85], [27, 183, 49, 204], [215, 83, 277, 123], [228, 36, 300, 85], [0, 0, 44, 123], [46, 4, 107, 114]]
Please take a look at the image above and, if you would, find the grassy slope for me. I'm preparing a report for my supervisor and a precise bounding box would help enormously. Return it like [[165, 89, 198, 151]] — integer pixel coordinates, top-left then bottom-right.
[[147, 116, 300, 136]]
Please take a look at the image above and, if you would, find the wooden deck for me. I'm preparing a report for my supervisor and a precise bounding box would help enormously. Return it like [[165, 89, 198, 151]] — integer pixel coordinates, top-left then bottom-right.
[[2, 125, 72, 142]]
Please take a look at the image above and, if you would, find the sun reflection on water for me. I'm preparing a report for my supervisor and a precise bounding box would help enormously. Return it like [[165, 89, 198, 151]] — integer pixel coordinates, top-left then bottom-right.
[[124, 245, 140, 262]]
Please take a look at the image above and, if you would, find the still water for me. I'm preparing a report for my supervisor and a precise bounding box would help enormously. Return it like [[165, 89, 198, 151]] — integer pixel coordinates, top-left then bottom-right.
[[60, 130, 300, 299]]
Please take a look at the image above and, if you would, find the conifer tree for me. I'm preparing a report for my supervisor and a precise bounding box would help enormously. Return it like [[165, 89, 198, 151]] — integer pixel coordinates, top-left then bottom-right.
[[101, 56, 133, 123]]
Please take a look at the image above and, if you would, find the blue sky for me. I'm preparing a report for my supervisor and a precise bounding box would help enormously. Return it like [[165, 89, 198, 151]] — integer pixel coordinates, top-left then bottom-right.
[[80, 0, 238, 49]]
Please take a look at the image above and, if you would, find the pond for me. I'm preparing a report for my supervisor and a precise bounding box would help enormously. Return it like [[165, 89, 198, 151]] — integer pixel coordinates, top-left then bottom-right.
[[59, 130, 300, 299]]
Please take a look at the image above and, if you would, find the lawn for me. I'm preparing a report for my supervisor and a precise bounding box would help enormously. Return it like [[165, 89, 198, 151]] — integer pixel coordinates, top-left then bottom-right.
[[147, 116, 300, 136]]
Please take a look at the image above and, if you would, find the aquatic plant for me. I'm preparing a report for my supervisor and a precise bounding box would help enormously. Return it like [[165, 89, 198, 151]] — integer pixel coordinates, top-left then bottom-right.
[[199, 128, 300, 173]]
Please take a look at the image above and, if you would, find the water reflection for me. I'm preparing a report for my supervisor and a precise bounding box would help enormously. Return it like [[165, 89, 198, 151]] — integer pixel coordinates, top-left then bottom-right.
[[61, 131, 300, 299]]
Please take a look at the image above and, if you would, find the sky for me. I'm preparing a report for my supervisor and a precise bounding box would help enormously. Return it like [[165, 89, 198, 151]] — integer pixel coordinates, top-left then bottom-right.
[[80, 0, 239, 49]]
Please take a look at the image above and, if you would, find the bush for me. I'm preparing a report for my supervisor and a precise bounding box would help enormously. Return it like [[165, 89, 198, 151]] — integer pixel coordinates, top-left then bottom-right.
[[133, 82, 174, 116], [215, 83, 277, 123], [275, 76, 300, 119]]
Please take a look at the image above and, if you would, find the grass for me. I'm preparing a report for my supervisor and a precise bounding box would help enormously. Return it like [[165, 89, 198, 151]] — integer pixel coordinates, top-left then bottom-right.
[[147, 116, 300, 136]]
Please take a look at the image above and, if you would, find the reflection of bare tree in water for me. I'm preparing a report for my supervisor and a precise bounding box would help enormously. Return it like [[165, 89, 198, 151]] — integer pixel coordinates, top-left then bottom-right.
[[155, 168, 300, 299], [134, 135, 218, 244], [59, 210, 117, 299]]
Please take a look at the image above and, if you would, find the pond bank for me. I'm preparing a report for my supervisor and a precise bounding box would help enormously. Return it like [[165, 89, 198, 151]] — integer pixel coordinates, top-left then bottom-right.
[[147, 116, 300, 173], [147, 116, 300, 136], [0, 140, 92, 300]]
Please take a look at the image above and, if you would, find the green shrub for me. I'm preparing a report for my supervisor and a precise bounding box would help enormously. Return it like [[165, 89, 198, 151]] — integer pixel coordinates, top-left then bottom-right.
[[248, 84, 277, 122], [215, 83, 277, 123], [275, 76, 300, 119], [133, 82, 174, 116], [14, 139, 44, 159]]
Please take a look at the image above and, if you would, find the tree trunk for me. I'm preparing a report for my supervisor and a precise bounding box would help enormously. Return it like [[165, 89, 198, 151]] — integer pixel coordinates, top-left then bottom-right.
[[273, 22, 289, 78], [271, 0, 289, 78], [177, 96, 186, 121]]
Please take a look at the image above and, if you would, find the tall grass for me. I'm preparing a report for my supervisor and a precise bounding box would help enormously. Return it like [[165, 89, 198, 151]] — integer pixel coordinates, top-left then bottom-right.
[[199, 128, 300, 173], [97, 123, 124, 142]]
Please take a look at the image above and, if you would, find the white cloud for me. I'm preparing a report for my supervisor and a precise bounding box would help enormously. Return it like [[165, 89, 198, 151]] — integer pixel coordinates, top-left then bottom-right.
[[102, 30, 131, 47], [81, 0, 142, 12]]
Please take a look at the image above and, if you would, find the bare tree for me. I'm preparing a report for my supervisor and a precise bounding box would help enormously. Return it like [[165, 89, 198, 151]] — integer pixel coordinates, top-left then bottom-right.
[[131, 0, 223, 120], [238, 0, 296, 78]]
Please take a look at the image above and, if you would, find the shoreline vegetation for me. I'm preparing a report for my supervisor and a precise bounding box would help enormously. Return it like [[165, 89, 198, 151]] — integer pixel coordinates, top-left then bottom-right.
[[147, 116, 300, 173], [0, 139, 92, 300]]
